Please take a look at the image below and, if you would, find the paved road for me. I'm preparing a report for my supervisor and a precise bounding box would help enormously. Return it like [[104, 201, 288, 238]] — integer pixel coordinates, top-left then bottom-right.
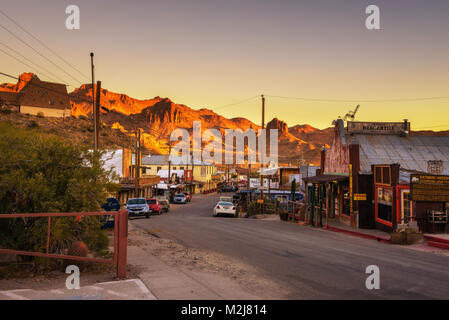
[[131, 193, 449, 299]]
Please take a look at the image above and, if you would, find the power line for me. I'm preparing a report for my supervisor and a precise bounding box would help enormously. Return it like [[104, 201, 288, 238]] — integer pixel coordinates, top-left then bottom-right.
[[0, 9, 91, 81], [0, 41, 70, 86], [212, 95, 260, 111], [0, 71, 92, 104], [265, 94, 449, 103], [0, 22, 83, 86], [0, 48, 59, 84]]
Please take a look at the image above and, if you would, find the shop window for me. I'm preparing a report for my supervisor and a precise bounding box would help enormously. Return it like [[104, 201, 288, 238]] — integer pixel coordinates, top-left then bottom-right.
[[342, 187, 350, 216], [402, 191, 412, 222], [377, 187, 393, 222]]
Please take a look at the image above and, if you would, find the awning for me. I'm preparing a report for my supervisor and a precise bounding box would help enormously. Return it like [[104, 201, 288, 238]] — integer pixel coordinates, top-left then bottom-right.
[[303, 174, 348, 184]]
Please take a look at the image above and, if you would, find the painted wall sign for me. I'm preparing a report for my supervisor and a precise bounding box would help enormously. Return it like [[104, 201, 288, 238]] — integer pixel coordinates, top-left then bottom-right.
[[354, 193, 367, 201], [346, 121, 410, 135], [410, 174, 449, 202]]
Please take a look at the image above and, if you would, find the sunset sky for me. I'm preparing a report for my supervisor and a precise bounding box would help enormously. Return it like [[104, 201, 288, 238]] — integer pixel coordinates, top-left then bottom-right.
[[1, 0, 448, 130]]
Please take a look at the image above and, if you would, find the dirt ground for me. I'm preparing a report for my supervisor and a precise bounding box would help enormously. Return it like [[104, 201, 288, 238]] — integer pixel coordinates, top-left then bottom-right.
[[0, 228, 287, 298], [128, 228, 289, 299]]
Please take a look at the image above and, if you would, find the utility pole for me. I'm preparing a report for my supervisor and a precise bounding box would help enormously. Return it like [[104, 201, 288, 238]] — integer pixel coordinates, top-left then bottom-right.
[[94, 80, 101, 150], [134, 129, 141, 196], [168, 144, 172, 188], [260, 94, 265, 206], [90, 52, 96, 150], [190, 155, 194, 197]]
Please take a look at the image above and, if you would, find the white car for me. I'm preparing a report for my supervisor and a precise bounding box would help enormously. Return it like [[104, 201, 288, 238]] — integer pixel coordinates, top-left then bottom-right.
[[213, 201, 237, 217]]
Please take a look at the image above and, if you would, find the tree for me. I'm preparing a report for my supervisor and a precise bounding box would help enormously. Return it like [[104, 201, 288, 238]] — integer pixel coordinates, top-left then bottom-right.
[[0, 122, 119, 260]]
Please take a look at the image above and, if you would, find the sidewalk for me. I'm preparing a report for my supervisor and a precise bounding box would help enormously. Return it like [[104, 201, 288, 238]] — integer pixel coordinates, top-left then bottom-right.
[[322, 220, 391, 243], [0, 278, 156, 300]]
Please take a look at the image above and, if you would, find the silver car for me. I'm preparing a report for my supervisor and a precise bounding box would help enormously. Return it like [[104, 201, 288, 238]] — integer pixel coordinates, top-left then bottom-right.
[[173, 193, 187, 204]]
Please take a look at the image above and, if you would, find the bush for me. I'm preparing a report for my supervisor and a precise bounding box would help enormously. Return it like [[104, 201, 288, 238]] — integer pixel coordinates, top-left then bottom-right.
[[0, 107, 12, 115], [0, 122, 118, 263], [27, 120, 39, 128]]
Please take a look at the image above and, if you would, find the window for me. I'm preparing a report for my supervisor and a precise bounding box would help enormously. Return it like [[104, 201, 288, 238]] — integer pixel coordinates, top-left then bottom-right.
[[180, 167, 184, 170], [172, 167, 176, 170], [342, 187, 350, 216], [374, 166, 391, 185], [157, 166, 161, 172], [401, 190, 413, 223], [376, 187, 393, 224]]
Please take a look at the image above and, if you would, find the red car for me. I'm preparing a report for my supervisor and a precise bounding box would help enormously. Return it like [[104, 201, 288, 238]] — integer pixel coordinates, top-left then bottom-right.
[[183, 192, 191, 202], [146, 198, 162, 214]]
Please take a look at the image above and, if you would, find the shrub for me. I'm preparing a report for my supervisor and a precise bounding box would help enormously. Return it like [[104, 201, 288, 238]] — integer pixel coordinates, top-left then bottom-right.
[[0, 108, 12, 115], [27, 120, 39, 128], [0, 122, 119, 263]]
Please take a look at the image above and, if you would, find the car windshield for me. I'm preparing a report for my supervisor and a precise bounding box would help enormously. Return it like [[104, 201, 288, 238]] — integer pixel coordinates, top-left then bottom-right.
[[160, 201, 167, 205], [218, 202, 233, 206], [175, 194, 185, 197], [147, 199, 157, 204], [127, 199, 146, 205]]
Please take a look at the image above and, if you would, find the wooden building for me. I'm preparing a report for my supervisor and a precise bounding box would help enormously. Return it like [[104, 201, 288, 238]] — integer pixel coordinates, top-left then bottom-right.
[[0, 73, 70, 117], [304, 119, 449, 233]]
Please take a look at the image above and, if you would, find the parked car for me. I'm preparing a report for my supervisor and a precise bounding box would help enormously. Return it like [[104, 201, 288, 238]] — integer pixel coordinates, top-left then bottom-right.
[[101, 198, 120, 228], [126, 198, 151, 218], [183, 192, 192, 202], [221, 185, 237, 192], [219, 196, 233, 203], [173, 193, 187, 204], [102, 198, 120, 212], [213, 201, 237, 217], [146, 198, 162, 215], [159, 199, 170, 213]]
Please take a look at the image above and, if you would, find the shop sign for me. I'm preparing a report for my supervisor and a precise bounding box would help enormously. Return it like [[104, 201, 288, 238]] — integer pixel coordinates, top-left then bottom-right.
[[411, 174, 449, 202], [354, 193, 367, 201]]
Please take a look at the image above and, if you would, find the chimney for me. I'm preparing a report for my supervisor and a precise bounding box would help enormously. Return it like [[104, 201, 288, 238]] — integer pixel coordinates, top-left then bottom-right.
[[403, 119, 409, 136]]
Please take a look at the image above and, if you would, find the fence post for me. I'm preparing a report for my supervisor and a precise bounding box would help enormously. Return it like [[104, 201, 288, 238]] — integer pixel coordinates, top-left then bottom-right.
[[117, 209, 128, 279]]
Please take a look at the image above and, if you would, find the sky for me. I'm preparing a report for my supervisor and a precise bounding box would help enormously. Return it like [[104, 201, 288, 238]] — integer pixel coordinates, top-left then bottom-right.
[[0, 0, 448, 130]]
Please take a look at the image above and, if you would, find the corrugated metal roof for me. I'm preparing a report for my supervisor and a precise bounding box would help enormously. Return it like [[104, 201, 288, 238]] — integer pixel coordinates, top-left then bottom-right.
[[346, 134, 449, 174], [141, 154, 212, 166]]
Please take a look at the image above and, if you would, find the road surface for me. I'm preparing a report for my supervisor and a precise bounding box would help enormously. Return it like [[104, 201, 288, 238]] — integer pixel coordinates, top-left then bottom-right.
[[131, 193, 449, 299]]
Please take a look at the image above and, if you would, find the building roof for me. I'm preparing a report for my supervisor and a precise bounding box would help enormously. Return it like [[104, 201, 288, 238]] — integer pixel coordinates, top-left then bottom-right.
[[303, 174, 348, 183], [345, 133, 449, 175], [142, 154, 213, 166], [157, 169, 185, 178]]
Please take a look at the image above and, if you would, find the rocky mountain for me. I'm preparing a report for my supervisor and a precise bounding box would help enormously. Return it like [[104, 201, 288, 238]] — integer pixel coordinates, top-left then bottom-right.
[[4, 73, 448, 165], [0, 73, 334, 164], [68, 84, 333, 164]]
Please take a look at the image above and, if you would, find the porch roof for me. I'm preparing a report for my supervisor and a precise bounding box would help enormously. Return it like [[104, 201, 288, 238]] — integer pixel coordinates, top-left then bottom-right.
[[303, 174, 348, 184]]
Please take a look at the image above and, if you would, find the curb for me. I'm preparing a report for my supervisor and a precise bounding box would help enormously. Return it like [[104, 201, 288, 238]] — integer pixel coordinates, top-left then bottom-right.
[[427, 241, 449, 250], [324, 225, 391, 244], [423, 235, 449, 246]]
